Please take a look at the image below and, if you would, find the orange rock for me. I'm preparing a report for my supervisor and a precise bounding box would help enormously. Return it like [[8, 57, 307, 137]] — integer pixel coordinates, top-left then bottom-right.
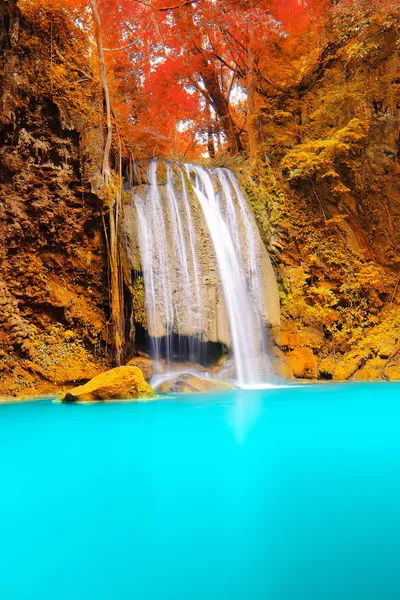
[[333, 354, 370, 381], [384, 362, 400, 381], [61, 366, 154, 402], [273, 326, 324, 351], [36, 340, 106, 385], [127, 356, 153, 380], [272, 346, 295, 380], [351, 358, 386, 381], [286, 347, 318, 379], [274, 330, 300, 349], [378, 338, 398, 359], [273, 328, 303, 349]]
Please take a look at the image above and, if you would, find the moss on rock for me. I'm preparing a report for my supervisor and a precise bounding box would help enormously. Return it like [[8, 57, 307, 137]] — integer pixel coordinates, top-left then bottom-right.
[[286, 348, 318, 379]]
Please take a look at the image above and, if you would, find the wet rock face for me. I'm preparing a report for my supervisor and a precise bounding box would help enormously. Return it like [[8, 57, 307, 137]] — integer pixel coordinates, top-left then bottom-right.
[[121, 160, 280, 356], [61, 366, 154, 402], [250, 22, 400, 383], [0, 0, 109, 398]]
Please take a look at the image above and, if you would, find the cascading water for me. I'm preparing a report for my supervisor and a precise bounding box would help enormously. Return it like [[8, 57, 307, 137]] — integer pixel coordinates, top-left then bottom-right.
[[123, 159, 280, 386]]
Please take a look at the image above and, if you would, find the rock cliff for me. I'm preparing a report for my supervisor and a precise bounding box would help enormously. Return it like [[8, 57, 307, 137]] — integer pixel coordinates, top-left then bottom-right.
[[0, 0, 110, 397], [235, 10, 400, 380], [1, 0, 399, 395]]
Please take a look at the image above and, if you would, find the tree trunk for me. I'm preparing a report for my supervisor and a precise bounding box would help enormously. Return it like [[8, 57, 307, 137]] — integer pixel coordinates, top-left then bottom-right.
[[206, 100, 215, 158], [246, 43, 258, 163], [108, 196, 124, 366], [199, 58, 243, 154], [89, 0, 124, 366], [89, 0, 112, 182]]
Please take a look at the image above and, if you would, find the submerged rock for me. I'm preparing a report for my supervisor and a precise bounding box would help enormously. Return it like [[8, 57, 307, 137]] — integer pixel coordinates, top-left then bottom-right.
[[154, 373, 233, 394], [61, 366, 154, 402]]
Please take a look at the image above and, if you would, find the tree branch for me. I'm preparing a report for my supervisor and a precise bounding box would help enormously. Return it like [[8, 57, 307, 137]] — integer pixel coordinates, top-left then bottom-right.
[[89, 0, 112, 182], [132, 0, 198, 12]]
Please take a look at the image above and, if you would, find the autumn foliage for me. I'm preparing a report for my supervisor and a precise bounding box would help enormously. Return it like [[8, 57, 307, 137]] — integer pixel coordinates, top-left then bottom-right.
[[16, 0, 400, 160]]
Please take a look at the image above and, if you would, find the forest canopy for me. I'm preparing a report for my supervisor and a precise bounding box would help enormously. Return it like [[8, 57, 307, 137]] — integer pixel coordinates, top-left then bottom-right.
[[18, 0, 398, 161]]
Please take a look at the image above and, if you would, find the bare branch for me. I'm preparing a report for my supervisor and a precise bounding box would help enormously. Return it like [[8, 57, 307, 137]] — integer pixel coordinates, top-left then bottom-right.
[[132, 0, 198, 12]]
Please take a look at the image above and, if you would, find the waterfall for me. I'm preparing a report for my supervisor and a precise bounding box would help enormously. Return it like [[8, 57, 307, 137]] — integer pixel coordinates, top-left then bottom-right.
[[122, 159, 280, 385]]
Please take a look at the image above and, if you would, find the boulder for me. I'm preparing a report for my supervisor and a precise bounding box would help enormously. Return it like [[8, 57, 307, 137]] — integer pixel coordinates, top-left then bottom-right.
[[333, 353, 370, 381], [351, 357, 386, 381], [378, 338, 398, 359], [286, 347, 318, 379], [154, 373, 233, 394], [384, 362, 400, 381], [126, 356, 153, 380], [61, 366, 154, 402]]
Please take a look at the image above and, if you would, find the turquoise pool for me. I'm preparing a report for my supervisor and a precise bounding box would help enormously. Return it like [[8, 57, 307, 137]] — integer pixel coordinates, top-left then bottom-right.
[[1, 383, 400, 599]]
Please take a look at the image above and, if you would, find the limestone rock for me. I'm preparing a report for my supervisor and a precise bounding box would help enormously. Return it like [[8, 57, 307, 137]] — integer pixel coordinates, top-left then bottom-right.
[[121, 159, 281, 351], [209, 354, 230, 374], [333, 354, 370, 381], [273, 329, 303, 349], [33, 339, 106, 385], [272, 346, 295, 380], [61, 366, 154, 402], [384, 359, 400, 381], [209, 356, 236, 381], [378, 338, 398, 359], [154, 373, 233, 394], [286, 347, 318, 379], [127, 356, 153, 380], [273, 326, 324, 352], [351, 358, 387, 381]]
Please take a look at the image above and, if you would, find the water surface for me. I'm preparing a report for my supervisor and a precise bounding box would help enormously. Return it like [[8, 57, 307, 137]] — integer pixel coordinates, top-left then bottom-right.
[[1, 383, 400, 599]]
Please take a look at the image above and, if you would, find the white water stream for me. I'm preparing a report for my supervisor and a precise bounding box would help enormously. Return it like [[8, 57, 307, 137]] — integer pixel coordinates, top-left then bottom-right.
[[130, 160, 280, 385]]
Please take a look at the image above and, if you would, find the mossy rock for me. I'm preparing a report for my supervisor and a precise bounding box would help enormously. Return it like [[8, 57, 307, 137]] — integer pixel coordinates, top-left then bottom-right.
[[61, 366, 154, 402], [351, 357, 387, 381], [319, 355, 338, 379], [286, 347, 318, 379], [384, 361, 400, 381], [378, 338, 398, 359], [333, 354, 370, 381], [273, 328, 303, 350]]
